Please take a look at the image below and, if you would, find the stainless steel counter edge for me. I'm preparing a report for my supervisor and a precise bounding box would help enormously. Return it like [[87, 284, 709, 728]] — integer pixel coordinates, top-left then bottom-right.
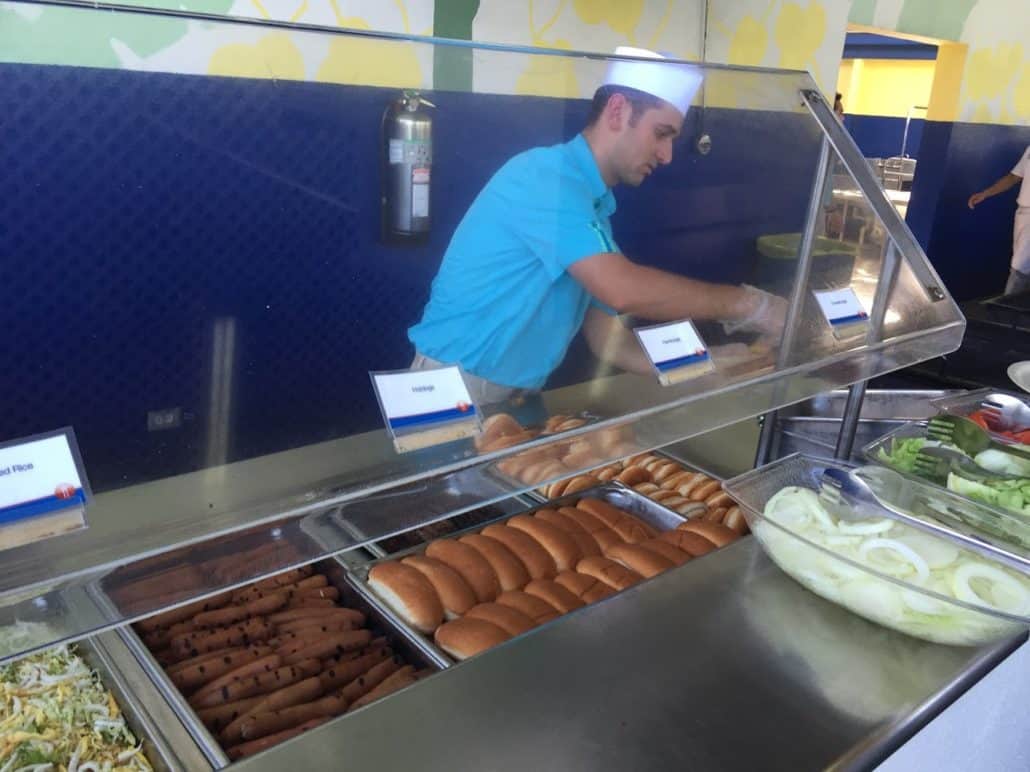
[[91, 629, 214, 772], [231, 538, 1024, 772]]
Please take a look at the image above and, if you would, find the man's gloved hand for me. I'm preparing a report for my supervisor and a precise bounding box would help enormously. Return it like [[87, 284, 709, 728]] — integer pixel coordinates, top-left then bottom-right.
[[721, 285, 788, 337]]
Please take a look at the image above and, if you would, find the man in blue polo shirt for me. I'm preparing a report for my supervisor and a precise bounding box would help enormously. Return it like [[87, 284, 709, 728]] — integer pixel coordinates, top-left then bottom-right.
[[409, 48, 785, 404]]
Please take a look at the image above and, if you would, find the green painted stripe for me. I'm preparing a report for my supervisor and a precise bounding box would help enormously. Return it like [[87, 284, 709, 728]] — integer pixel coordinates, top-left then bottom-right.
[[433, 0, 480, 92]]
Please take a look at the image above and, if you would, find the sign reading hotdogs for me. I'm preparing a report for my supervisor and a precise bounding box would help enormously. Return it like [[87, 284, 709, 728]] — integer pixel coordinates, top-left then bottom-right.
[[634, 320, 715, 385], [370, 366, 481, 453], [0, 428, 90, 550]]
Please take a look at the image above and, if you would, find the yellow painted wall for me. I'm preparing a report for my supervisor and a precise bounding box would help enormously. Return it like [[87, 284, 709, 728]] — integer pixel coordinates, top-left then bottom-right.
[[836, 58, 935, 117]]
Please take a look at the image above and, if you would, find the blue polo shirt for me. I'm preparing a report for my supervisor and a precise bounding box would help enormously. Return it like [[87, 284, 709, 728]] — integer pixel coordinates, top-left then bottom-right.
[[408, 134, 617, 389]]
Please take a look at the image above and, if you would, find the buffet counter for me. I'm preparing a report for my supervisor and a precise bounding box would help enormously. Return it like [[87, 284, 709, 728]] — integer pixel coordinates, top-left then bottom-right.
[[231, 536, 1024, 772]]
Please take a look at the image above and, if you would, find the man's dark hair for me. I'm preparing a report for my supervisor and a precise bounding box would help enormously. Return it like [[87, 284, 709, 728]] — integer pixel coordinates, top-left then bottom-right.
[[586, 85, 665, 127]]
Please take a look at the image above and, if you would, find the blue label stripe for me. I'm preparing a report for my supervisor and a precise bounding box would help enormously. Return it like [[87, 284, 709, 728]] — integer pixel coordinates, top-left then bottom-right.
[[829, 313, 868, 326], [654, 351, 710, 372], [0, 489, 86, 526], [389, 406, 477, 430]]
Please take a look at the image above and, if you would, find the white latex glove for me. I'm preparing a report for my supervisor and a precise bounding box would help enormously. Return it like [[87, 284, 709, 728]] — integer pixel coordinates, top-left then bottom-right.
[[721, 285, 788, 337]]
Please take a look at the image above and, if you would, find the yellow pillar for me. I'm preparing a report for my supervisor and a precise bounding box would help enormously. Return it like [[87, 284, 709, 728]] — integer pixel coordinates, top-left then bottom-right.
[[925, 42, 968, 123]]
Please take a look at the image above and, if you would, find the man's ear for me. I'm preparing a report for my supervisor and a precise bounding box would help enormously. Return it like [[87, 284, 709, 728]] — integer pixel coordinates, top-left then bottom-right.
[[605, 92, 629, 132]]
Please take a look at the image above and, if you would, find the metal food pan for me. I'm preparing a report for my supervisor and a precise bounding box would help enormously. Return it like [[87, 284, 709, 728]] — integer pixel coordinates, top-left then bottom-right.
[[932, 388, 1030, 439], [119, 556, 446, 769], [348, 483, 691, 665], [301, 470, 537, 561]]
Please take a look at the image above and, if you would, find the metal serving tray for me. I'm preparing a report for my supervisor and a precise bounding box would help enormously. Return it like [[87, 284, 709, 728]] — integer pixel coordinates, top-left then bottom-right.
[[349, 483, 691, 664], [300, 471, 534, 560], [118, 556, 445, 769], [0, 632, 201, 771], [772, 389, 957, 461]]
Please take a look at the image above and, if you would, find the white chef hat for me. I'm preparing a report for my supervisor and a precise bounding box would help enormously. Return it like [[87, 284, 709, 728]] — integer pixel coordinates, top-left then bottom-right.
[[602, 46, 703, 118]]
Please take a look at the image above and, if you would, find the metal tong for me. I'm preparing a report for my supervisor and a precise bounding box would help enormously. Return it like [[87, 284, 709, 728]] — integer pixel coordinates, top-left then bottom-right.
[[818, 466, 1030, 572]]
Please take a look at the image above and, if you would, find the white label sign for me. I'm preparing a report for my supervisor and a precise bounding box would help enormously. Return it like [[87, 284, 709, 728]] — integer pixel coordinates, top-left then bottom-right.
[[371, 367, 479, 452], [814, 287, 869, 331], [0, 430, 88, 531], [635, 320, 714, 385]]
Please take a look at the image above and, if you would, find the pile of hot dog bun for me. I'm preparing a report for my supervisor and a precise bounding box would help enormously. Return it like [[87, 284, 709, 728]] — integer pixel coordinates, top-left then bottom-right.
[[368, 497, 742, 661], [478, 412, 747, 534], [134, 566, 431, 760]]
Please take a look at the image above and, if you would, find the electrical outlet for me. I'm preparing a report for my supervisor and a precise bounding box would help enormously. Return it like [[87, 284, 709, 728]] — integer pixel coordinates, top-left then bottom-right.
[[147, 407, 183, 431]]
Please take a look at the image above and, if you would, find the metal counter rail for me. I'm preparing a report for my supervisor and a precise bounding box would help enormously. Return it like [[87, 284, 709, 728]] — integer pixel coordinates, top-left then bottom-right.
[[231, 537, 1024, 772]]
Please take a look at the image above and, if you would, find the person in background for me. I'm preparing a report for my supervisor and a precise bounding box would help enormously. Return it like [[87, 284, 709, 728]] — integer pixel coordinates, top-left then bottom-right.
[[968, 145, 1030, 295], [408, 48, 787, 406], [833, 93, 845, 122]]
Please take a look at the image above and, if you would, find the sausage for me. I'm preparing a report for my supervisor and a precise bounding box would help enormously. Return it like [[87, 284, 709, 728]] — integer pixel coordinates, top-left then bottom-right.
[[276, 615, 364, 636], [193, 592, 287, 628], [252, 674, 326, 714], [284, 597, 338, 610], [268, 607, 365, 626], [226, 717, 329, 760], [141, 618, 196, 649], [253, 566, 315, 591], [193, 659, 322, 708], [134, 590, 234, 633], [189, 654, 282, 705], [167, 646, 241, 676], [317, 647, 394, 692], [168, 646, 272, 694], [281, 630, 372, 665], [346, 666, 416, 712], [339, 655, 403, 702], [231, 577, 332, 606], [172, 618, 276, 658], [268, 619, 365, 649], [220, 675, 325, 745], [320, 637, 389, 666], [196, 696, 263, 733], [239, 693, 349, 741]]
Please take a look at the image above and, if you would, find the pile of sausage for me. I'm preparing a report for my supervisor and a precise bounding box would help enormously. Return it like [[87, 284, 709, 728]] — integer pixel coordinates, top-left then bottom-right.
[[134, 566, 430, 760], [541, 453, 749, 534]]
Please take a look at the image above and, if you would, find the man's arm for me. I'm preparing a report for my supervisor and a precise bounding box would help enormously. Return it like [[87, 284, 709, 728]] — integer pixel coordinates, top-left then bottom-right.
[[969, 173, 1021, 209], [581, 307, 653, 375], [568, 252, 781, 329]]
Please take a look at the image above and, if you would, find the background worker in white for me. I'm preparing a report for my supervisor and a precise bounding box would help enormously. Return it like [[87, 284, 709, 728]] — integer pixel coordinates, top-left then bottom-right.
[[409, 48, 787, 404], [968, 145, 1030, 295]]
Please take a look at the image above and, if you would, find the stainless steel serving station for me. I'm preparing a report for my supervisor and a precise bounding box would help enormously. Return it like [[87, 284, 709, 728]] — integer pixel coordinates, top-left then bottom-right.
[[233, 537, 1025, 772], [3, 4, 1028, 772]]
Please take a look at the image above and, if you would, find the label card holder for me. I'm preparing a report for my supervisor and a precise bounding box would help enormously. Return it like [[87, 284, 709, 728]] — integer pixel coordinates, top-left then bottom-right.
[[813, 287, 870, 339], [371, 366, 481, 453], [0, 428, 90, 552], [634, 320, 715, 386]]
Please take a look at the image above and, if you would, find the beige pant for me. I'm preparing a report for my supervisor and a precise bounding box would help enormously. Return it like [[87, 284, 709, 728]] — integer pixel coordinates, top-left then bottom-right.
[[410, 353, 529, 406]]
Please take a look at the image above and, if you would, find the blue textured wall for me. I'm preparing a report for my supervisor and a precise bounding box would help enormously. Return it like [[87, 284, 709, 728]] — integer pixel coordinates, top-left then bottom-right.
[[1, 63, 819, 490], [843, 114, 923, 160], [906, 121, 1030, 300]]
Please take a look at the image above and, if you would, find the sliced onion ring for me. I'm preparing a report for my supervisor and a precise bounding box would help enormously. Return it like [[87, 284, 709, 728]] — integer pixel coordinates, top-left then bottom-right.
[[857, 538, 930, 583], [952, 562, 1030, 614]]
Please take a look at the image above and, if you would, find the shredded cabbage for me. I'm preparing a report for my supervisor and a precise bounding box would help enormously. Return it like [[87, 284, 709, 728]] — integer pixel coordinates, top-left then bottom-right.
[[0, 639, 152, 771], [758, 488, 1030, 645]]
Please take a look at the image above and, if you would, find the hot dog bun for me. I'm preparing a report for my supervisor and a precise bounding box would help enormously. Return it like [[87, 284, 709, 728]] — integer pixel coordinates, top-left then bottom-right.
[[400, 555, 477, 620], [425, 539, 501, 603], [434, 618, 510, 660], [367, 562, 444, 634]]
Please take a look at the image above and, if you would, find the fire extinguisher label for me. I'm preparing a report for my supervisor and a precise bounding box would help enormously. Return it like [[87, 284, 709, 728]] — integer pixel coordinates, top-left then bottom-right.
[[412, 167, 430, 184], [388, 139, 404, 164]]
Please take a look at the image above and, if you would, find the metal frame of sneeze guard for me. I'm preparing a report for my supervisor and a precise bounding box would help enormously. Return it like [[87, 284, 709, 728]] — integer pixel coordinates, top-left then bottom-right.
[[0, 2, 968, 664], [756, 88, 959, 466]]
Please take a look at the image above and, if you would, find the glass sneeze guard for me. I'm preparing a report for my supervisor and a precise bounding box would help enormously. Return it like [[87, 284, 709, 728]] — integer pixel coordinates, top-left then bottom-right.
[[0, 0, 963, 661]]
